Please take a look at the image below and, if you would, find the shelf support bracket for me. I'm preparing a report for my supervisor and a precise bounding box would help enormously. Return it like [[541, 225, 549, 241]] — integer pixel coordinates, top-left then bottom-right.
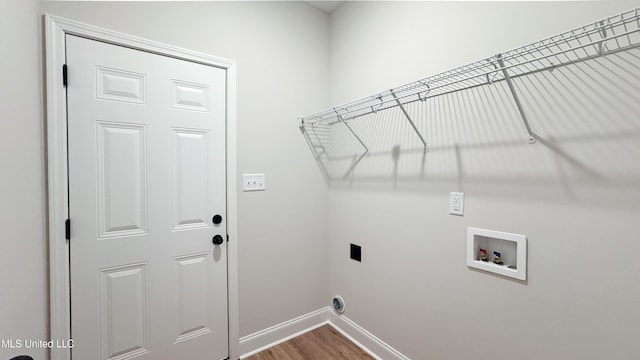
[[335, 109, 369, 156], [597, 20, 608, 56], [391, 91, 429, 152], [496, 54, 536, 144]]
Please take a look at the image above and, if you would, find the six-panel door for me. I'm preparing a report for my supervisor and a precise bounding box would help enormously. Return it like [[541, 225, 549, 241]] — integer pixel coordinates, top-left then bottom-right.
[[66, 35, 228, 360]]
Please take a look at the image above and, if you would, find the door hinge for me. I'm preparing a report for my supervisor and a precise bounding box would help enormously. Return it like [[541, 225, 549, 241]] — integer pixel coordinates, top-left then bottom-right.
[[226, 234, 229, 243], [65, 219, 71, 240], [62, 64, 68, 87]]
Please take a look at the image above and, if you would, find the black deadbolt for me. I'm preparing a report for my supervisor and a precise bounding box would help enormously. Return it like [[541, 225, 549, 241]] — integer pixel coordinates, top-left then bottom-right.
[[212, 214, 223, 225], [212, 235, 224, 245]]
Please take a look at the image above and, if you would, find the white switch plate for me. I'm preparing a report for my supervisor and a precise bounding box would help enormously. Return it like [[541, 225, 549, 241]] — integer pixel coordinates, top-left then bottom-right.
[[449, 192, 464, 215], [243, 174, 266, 191]]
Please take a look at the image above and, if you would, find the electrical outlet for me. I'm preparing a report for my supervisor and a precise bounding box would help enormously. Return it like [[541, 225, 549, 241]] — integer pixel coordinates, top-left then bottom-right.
[[449, 192, 464, 216], [243, 174, 266, 191]]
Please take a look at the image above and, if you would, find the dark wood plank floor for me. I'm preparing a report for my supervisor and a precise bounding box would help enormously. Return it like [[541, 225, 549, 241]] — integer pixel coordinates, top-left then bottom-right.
[[245, 325, 375, 360]]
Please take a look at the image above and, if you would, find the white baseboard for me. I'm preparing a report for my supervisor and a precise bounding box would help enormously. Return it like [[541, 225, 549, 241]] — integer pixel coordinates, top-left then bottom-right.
[[239, 308, 329, 359], [239, 307, 410, 360], [328, 311, 410, 360]]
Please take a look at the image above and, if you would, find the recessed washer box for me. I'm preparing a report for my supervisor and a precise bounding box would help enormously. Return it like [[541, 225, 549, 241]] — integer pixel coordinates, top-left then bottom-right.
[[467, 227, 527, 281]]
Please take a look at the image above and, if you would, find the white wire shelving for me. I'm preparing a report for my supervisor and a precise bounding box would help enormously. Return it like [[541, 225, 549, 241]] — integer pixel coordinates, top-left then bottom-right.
[[298, 8, 640, 157]]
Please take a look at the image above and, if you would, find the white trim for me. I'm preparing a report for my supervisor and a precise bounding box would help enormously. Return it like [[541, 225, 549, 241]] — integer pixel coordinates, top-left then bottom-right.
[[239, 308, 329, 359], [329, 311, 411, 360], [45, 14, 239, 360], [225, 59, 240, 360], [45, 14, 71, 360], [238, 307, 411, 360]]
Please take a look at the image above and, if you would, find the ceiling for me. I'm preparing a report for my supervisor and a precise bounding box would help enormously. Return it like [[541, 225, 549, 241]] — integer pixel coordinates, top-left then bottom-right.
[[305, 1, 345, 14]]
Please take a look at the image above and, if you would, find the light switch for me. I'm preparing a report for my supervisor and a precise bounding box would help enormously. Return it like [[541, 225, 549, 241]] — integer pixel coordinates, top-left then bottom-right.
[[243, 174, 266, 191]]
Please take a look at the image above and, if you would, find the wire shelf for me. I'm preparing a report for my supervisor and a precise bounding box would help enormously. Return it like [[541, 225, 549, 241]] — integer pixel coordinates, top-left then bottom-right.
[[299, 8, 640, 130]]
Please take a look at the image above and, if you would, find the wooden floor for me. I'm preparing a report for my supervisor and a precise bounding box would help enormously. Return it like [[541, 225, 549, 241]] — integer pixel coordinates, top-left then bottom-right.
[[245, 325, 374, 360]]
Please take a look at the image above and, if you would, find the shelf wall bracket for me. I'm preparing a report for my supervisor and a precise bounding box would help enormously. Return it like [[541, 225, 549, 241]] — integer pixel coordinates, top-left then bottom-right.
[[495, 54, 537, 144], [391, 91, 429, 152], [334, 109, 370, 156]]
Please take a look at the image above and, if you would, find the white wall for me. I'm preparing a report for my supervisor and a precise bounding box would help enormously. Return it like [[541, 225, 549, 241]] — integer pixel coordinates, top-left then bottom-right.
[[4, 1, 640, 359], [328, 1, 640, 359], [1, 2, 329, 358], [0, 0, 48, 359]]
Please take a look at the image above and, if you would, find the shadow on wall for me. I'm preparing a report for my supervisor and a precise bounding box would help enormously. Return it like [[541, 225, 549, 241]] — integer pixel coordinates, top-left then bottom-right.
[[302, 49, 640, 207]]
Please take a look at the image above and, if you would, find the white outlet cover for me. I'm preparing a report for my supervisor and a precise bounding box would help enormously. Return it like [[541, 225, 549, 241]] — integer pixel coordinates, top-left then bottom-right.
[[243, 173, 266, 191], [449, 192, 464, 216]]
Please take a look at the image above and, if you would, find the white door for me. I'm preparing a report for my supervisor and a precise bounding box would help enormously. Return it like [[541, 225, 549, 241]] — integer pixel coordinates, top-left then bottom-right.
[[66, 35, 228, 360]]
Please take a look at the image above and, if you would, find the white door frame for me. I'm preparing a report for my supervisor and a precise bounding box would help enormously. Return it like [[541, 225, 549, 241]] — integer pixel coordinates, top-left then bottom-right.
[[45, 14, 239, 360]]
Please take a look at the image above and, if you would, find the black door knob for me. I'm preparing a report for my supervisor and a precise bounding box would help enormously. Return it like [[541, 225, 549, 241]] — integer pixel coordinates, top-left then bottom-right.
[[212, 214, 223, 225], [212, 235, 224, 245]]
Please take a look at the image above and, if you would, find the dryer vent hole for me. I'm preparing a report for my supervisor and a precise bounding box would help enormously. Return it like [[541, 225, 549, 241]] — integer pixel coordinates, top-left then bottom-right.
[[332, 295, 345, 313]]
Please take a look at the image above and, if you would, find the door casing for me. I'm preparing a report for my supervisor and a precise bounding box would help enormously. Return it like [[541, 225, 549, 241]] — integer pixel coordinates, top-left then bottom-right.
[[44, 14, 239, 360]]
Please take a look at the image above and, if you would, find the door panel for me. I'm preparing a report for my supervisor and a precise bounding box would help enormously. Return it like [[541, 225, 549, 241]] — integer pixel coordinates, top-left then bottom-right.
[[97, 122, 147, 237], [99, 263, 150, 360], [171, 80, 210, 111], [171, 128, 210, 230], [96, 67, 146, 104], [172, 252, 214, 343], [67, 34, 228, 360]]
